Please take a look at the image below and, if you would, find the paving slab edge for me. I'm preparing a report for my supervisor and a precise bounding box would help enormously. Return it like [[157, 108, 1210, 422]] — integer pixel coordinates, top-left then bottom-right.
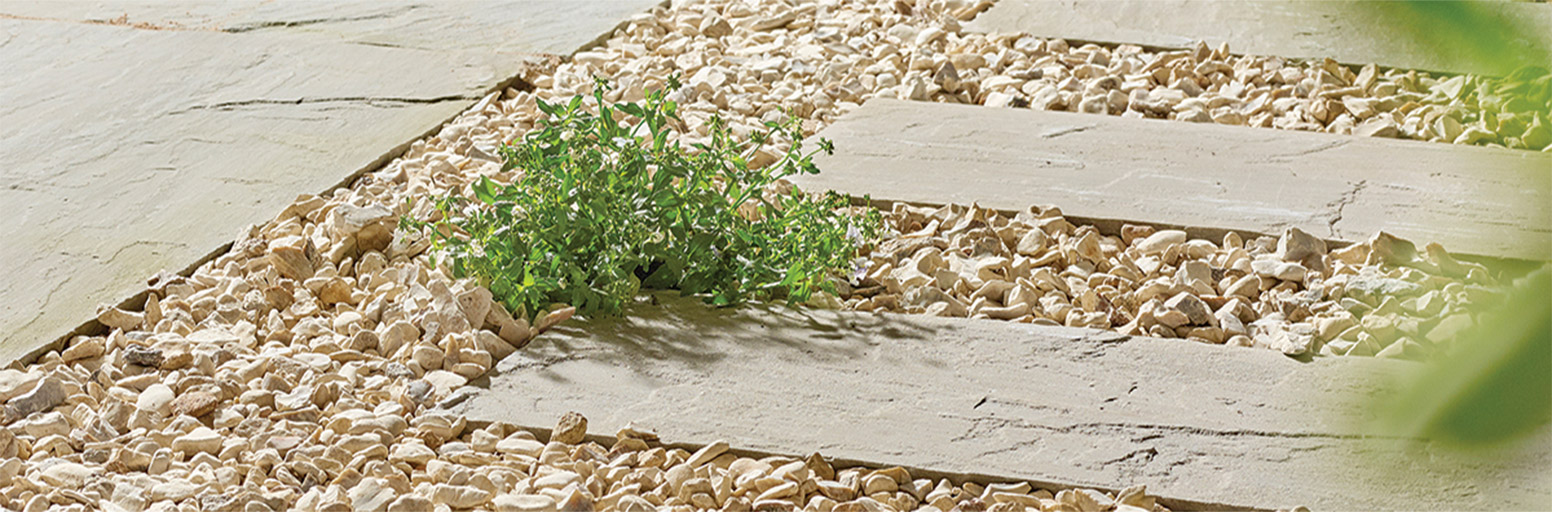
[[429, 412, 1273, 512], [3, 1, 666, 370]]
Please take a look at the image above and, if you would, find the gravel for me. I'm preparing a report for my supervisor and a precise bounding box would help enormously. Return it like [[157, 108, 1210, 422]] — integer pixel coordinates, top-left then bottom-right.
[[538, 0, 1549, 152], [2, 0, 1539, 509], [836, 203, 1524, 359]]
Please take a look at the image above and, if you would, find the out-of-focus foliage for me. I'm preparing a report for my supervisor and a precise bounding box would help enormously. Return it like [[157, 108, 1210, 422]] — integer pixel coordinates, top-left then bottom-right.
[[1372, 1, 1550, 77], [1366, 1, 1550, 447], [1379, 266, 1551, 445]]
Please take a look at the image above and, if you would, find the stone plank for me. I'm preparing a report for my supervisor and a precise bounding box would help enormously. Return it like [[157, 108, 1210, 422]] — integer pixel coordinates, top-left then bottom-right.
[[452, 296, 1551, 510], [0, 0, 659, 365], [964, 0, 1552, 77], [0, 1, 660, 57], [793, 99, 1551, 261]]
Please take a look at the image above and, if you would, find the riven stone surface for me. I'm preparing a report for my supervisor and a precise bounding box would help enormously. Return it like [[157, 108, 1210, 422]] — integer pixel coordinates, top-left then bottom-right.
[[795, 99, 1551, 261], [965, 0, 1552, 76], [0, 1, 659, 365], [0, 1, 659, 56], [452, 295, 1552, 511]]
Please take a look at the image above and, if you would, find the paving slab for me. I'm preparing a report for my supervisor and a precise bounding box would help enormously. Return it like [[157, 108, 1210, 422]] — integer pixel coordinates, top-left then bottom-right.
[[451, 295, 1552, 510], [793, 99, 1551, 262], [0, 1, 659, 366], [0, 0, 657, 57], [964, 0, 1552, 77]]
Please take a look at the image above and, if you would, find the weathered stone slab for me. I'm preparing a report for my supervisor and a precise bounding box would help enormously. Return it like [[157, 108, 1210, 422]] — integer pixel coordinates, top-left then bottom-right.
[[794, 99, 1550, 261], [0, 0, 660, 57], [452, 296, 1551, 511], [0, 0, 658, 365], [965, 0, 1552, 76]]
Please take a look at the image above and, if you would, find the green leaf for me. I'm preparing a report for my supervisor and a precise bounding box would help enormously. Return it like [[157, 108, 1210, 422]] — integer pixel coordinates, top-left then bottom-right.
[[472, 176, 499, 205], [1378, 267, 1552, 445]]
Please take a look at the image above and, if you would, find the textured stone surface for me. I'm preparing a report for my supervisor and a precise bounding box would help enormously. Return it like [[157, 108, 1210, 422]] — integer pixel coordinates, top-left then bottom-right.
[[795, 99, 1551, 261], [0, 1, 659, 57], [965, 0, 1552, 76], [453, 295, 1551, 511], [0, 0, 658, 365]]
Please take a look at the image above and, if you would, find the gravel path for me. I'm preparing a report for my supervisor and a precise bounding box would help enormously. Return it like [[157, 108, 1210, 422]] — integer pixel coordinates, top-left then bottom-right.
[[2, 0, 1542, 510]]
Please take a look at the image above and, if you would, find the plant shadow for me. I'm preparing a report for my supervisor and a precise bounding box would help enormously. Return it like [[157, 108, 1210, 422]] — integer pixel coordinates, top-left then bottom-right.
[[463, 291, 941, 389]]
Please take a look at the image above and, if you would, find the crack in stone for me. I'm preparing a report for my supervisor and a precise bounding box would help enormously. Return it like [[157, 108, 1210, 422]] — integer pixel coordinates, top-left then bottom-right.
[[501, 353, 586, 372], [212, 175, 279, 186], [1325, 179, 1368, 237], [1040, 123, 1101, 139], [949, 413, 1407, 443], [10, 270, 71, 339], [101, 240, 188, 265], [1264, 139, 1351, 162], [167, 94, 479, 115], [1095, 446, 1159, 474], [0, 12, 210, 32], [222, 7, 419, 33], [352, 40, 416, 50]]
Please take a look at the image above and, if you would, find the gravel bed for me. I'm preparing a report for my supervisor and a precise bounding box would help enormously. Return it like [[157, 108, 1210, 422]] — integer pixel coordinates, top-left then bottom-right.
[[1, 0, 1541, 510], [836, 203, 1524, 359], [541, 0, 1549, 152]]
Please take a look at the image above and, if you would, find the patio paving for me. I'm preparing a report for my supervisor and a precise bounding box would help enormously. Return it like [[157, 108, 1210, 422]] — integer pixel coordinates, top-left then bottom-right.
[[0, 0, 658, 365]]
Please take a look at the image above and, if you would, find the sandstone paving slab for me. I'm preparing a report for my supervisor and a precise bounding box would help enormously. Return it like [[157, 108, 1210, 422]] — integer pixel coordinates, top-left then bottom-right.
[[0, 0, 660, 57], [964, 0, 1552, 77], [451, 295, 1551, 511], [794, 99, 1551, 262], [0, 1, 659, 366]]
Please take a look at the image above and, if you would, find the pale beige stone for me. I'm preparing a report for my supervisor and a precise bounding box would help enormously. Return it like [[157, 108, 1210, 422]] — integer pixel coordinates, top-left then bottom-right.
[[0, 369, 41, 402], [494, 494, 559, 512], [552, 411, 588, 445], [38, 462, 96, 488]]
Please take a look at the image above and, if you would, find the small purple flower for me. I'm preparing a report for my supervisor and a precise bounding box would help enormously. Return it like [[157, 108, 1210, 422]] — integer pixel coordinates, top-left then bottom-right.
[[850, 259, 871, 284]]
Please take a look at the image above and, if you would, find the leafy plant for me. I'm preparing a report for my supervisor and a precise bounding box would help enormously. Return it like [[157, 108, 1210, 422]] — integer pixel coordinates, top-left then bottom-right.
[[403, 78, 878, 320]]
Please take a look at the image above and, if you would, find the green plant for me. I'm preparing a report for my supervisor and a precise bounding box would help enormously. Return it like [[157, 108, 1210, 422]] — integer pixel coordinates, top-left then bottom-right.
[[403, 78, 879, 320]]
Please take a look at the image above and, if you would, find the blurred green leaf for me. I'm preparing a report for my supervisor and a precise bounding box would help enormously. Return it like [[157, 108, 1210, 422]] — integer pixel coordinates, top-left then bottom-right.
[[1379, 267, 1551, 445], [1379, 1, 1551, 77]]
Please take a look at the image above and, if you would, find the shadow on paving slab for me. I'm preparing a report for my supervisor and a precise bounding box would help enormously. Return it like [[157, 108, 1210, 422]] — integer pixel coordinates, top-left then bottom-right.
[[466, 294, 942, 389]]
